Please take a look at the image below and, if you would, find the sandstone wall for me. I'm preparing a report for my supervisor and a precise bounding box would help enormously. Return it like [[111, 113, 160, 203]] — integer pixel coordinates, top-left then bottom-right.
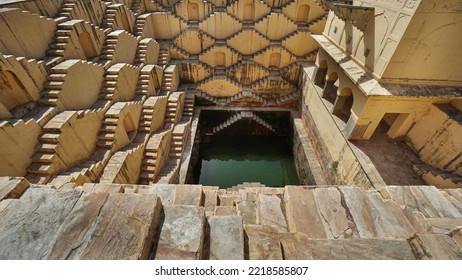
[[0, 8, 56, 59], [300, 67, 374, 189]]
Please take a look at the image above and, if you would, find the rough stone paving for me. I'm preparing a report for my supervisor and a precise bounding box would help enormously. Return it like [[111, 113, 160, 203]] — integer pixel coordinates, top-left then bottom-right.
[[0, 177, 461, 259], [0, 0, 462, 259]]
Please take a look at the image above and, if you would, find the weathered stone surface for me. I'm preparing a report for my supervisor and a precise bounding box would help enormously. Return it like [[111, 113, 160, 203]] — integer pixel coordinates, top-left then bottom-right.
[[218, 194, 240, 206], [445, 189, 462, 201], [155, 205, 205, 260], [206, 216, 244, 260], [341, 187, 415, 238], [402, 206, 432, 233], [0, 188, 82, 259], [45, 191, 109, 259], [284, 186, 326, 238], [385, 186, 462, 218], [239, 188, 259, 202], [174, 184, 203, 206], [259, 193, 288, 232], [426, 218, 462, 233], [147, 184, 176, 205], [314, 187, 357, 239], [244, 225, 283, 260], [450, 227, 462, 251], [237, 200, 258, 224], [279, 232, 313, 260], [410, 234, 462, 260], [203, 188, 218, 213], [82, 183, 123, 193], [78, 193, 162, 260], [0, 177, 30, 200], [259, 188, 284, 195], [214, 206, 236, 216], [309, 239, 416, 260]]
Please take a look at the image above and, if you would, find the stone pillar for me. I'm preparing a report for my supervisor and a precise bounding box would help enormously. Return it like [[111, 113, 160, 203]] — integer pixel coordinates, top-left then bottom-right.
[[387, 113, 412, 138], [332, 95, 348, 114], [312, 66, 327, 86], [322, 80, 338, 99]]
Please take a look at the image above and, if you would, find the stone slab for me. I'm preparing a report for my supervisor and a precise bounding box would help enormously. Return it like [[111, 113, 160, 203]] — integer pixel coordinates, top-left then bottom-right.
[[203, 189, 218, 213], [218, 194, 241, 206], [244, 225, 283, 260], [279, 233, 313, 260], [410, 234, 462, 260], [450, 227, 462, 251], [309, 239, 416, 260], [239, 189, 258, 202], [82, 183, 123, 193], [402, 206, 432, 233], [259, 194, 288, 232], [237, 200, 258, 224], [78, 193, 162, 260], [385, 186, 462, 218], [206, 216, 244, 260], [214, 206, 236, 216], [147, 184, 176, 205], [155, 205, 205, 260], [341, 187, 415, 238], [0, 177, 30, 201], [174, 184, 203, 206], [426, 218, 462, 233], [45, 191, 109, 259], [0, 188, 82, 259], [314, 187, 357, 238], [284, 186, 326, 238]]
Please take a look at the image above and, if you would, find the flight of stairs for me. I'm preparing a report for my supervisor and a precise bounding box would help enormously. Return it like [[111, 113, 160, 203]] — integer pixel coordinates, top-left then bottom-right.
[[27, 127, 62, 176], [96, 115, 118, 149], [158, 46, 170, 68], [210, 111, 275, 135]]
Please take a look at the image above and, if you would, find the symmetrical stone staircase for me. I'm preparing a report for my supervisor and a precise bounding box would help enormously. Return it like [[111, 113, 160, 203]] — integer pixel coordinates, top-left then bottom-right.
[[210, 111, 275, 136], [1, 179, 461, 260]]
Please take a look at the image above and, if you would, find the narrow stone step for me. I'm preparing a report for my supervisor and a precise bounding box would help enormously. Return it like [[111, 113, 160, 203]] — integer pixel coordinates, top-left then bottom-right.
[[409, 233, 462, 260], [244, 225, 283, 260], [308, 239, 416, 260], [174, 184, 203, 207], [203, 188, 218, 214], [205, 216, 244, 260], [213, 206, 236, 216], [154, 205, 205, 260], [279, 232, 313, 260], [383, 186, 462, 218]]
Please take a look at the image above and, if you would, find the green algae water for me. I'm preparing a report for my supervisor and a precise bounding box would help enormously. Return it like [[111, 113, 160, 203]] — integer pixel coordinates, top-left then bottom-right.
[[194, 135, 299, 188]]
